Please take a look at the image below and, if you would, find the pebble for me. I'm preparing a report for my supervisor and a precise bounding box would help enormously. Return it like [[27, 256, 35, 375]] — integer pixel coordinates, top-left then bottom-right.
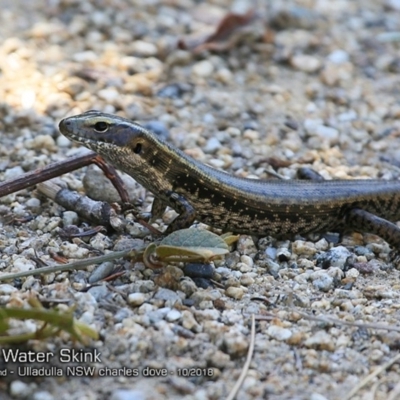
[[128, 293, 147, 307], [183, 263, 214, 279], [316, 246, 352, 269], [156, 83, 188, 99], [9, 381, 32, 398], [192, 60, 214, 77], [154, 287, 182, 303], [148, 307, 171, 323], [110, 389, 147, 400], [270, 6, 319, 30], [169, 376, 196, 394], [304, 119, 339, 141], [62, 210, 79, 226], [113, 238, 145, 251], [327, 50, 349, 64], [26, 197, 41, 208], [304, 331, 335, 351], [89, 261, 114, 283], [60, 242, 90, 259], [240, 273, 255, 286], [12, 257, 36, 272], [310, 270, 334, 292], [267, 325, 293, 341], [87, 285, 109, 301], [181, 310, 202, 332], [292, 241, 318, 256], [385, 0, 400, 10], [240, 255, 254, 268], [98, 87, 119, 102], [32, 392, 55, 400], [131, 40, 158, 56], [276, 247, 291, 261], [237, 262, 252, 273], [345, 268, 360, 279], [263, 258, 283, 277], [25, 134, 56, 151], [89, 233, 113, 251], [83, 165, 138, 203], [0, 283, 18, 294], [4, 165, 24, 180], [165, 309, 182, 322], [208, 350, 231, 369], [290, 54, 321, 73], [225, 286, 244, 300], [265, 246, 277, 259], [223, 333, 249, 357], [204, 137, 222, 153], [310, 394, 329, 400], [72, 50, 97, 62]]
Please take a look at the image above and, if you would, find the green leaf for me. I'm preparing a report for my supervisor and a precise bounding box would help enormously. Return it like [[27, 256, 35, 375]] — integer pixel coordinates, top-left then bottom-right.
[[160, 228, 229, 250]]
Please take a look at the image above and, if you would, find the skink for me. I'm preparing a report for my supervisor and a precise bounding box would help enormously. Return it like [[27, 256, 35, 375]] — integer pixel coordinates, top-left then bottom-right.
[[59, 110, 400, 247]]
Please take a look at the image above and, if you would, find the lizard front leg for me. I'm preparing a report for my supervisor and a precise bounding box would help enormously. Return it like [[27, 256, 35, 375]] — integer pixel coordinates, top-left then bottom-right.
[[164, 191, 196, 234]]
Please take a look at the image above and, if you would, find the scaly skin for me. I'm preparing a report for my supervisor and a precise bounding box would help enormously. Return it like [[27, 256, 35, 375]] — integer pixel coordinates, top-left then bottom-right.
[[59, 110, 400, 247]]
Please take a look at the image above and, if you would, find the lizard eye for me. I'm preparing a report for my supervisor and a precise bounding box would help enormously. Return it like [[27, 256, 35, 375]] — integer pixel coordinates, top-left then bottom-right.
[[94, 121, 109, 132]]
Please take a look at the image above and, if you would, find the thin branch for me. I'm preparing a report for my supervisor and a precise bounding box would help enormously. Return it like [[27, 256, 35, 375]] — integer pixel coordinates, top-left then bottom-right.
[[0, 152, 130, 203], [0, 248, 144, 281], [226, 314, 256, 400], [344, 353, 400, 400]]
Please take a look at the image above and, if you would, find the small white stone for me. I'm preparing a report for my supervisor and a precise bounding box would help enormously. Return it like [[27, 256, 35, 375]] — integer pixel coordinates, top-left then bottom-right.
[[13, 257, 36, 272], [32, 391, 55, 400], [327, 49, 349, 64], [26, 198, 41, 208], [204, 137, 221, 153], [73, 51, 98, 62], [310, 394, 329, 400], [314, 125, 339, 141], [128, 293, 146, 307], [240, 255, 254, 268], [78, 310, 95, 325], [304, 331, 335, 351], [385, 0, 400, 11], [62, 210, 79, 226], [0, 284, 18, 295], [192, 60, 214, 77], [346, 268, 360, 279], [10, 381, 31, 397], [240, 273, 255, 286], [60, 242, 90, 258], [131, 40, 158, 56], [98, 88, 119, 102], [181, 310, 201, 332], [4, 166, 24, 180], [267, 325, 293, 341], [215, 68, 232, 83], [26, 135, 56, 151], [311, 271, 334, 292], [56, 135, 72, 147], [291, 54, 321, 73], [111, 389, 147, 400], [292, 240, 318, 256], [165, 309, 182, 322], [226, 286, 244, 300]]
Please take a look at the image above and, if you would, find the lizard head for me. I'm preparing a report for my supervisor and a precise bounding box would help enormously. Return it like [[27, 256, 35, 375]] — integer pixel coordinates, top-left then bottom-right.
[[59, 110, 177, 192], [59, 110, 149, 159]]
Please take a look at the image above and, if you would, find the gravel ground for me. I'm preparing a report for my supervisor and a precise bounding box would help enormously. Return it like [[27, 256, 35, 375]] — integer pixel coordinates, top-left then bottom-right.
[[1, 1, 400, 399]]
